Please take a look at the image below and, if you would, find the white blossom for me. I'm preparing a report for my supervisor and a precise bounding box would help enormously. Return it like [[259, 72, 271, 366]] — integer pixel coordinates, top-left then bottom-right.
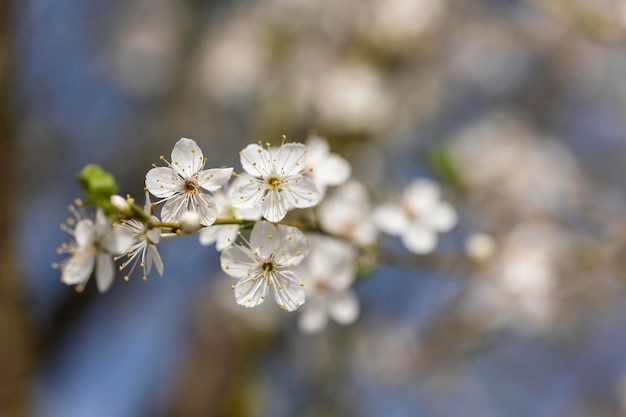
[[116, 192, 163, 281], [304, 135, 351, 196], [373, 179, 457, 254], [57, 206, 134, 292], [220, 221, 310, 311], [145, 138, 233, 226], [233, 142, 320, 222], [318, 180, 377, 246], [199, 180, 262, 251], [296, 235, 360, 333]]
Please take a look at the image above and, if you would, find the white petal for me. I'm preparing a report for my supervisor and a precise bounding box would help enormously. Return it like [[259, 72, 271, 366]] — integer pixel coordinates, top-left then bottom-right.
[[273, 143, 307, 177], [315, 154, 352, 187], [232, 178, 265, 210], [305, 235, 356, 291], [271, 270, 306, 311], [404, 179, 441, 215], [328, 290, 359, 325], [304, 136, 330, 164], [352, 221, 378, 246], [106, 226, 135, 254], [215, 226, 239, 251], [171, 138, 205, 177], [282, 176, 320, 209], [147, 244, 163, 276], [298, 298, 329, 333], [240, 144, 271, 177], [221, 245, 256, 278], [74, 219, 95, 248], [276, 225, 310, 266], [373, 203, 410, 235], [199, 226, 221, 246], [146, 225, 161, 244], [402, 224, 437, 254], [235, 276, 269, 308], [194, 194, 218, 226], [429, 202, 458, 232], [95, 253, 115, 293], [61, 249, 95, 285], [197, 168, 233, 192], [250, 221, 278, 258], [145, 167, 180, 198], [161, 195, 187, 223], [143, 191, 152, 213], [261, 190, 288, 222]]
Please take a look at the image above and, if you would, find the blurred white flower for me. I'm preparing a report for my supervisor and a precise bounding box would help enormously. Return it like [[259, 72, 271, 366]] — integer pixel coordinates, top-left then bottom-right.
[[197, 19, 266, 102], [460, 222, 563, 333], [220, 221, 310, 311], [304, 135, 351, 196], [58, 207, 134, 292], [199, 181, 262, 251], [233, 142, 320, 222], [296, 235, 359, 333], [315, 65, 392, 133], [318, 180, 377, 246], [450, 112, 583, 215], [374, 179, 457, 254], [145, 138, 233, 226], [367, 0, 446, 45]]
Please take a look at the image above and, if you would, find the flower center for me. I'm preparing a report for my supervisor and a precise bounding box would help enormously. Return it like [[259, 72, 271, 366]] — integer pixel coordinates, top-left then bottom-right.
[[261, 260, 275, 279], [183, 177, 199, 194], [266, 176, 282, 189]]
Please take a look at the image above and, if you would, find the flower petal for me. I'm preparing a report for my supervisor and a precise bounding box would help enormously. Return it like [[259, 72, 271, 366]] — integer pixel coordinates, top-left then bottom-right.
[[194, 194, 219, 226], [298, 298, 329, 333], [402, 224, 438, 254], [271, 270, 305, 311], [147, 244, 164, 276], [283, 176, 320, 209], [235, 276, 269, 308], [197, 168, 233, 192], [428, 202, 458, 232], [404, 179, 441, 215], [145, 167, 181, 198], [61, 249, 95, 285], [221, 245, 256, 278], [315, 154, 352, 187], [261, 190, 288, 222], [373, 203, 410, 235], [74, 219, 95, 248], [95, 253, 115, 293], [171, 138, 205, 177], [328, 290, 359, 325], [276, 225, 310, 266], [232, 177, 265, 210], [161, 195, 188, 223], [250, 221, 278, 258], [240, 144, 271, 177], [272, 143, 307, 177]]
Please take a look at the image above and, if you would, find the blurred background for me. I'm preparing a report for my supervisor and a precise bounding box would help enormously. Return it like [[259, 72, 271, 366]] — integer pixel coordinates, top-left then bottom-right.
[[2, 0, 626, 416]]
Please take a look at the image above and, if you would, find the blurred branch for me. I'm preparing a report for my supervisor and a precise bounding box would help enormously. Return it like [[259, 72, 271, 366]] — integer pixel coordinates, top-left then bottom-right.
[[0, 2, 36, 416]]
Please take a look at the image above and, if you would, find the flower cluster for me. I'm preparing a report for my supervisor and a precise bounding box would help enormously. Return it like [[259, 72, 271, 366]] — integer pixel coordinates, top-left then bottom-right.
[[55, 136, 458, 332]]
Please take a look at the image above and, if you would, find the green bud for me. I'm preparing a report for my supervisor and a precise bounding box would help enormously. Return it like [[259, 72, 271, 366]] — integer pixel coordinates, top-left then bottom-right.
[[77, 164, 118, 212]]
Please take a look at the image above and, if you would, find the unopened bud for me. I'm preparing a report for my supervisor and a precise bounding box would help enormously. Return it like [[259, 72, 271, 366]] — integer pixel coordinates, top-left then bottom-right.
[[110, 194, 131, 215], [180, 211, 201, 233], [465, 233, 496, 262]]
